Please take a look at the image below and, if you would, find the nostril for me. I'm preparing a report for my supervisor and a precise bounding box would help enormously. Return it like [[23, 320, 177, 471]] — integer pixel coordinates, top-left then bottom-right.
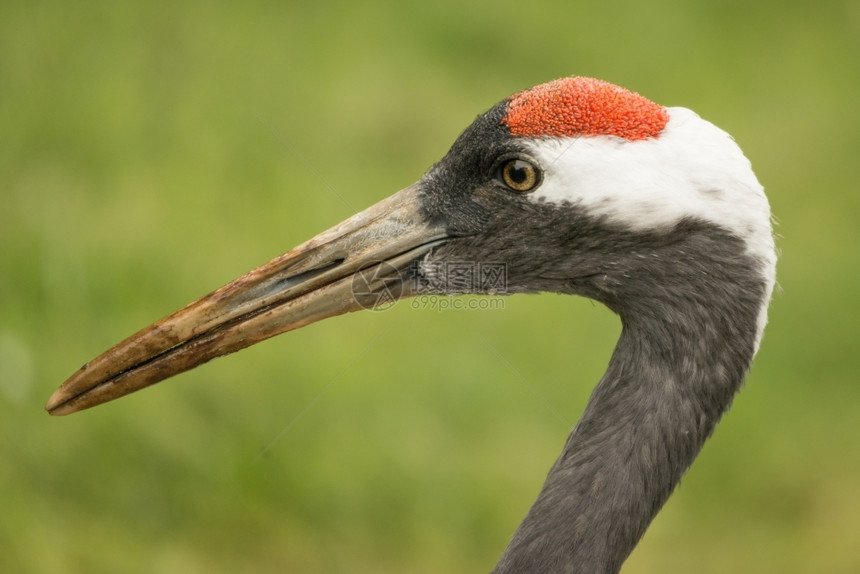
[[311, 257, 346, 272], [273, 257, 346, 291]]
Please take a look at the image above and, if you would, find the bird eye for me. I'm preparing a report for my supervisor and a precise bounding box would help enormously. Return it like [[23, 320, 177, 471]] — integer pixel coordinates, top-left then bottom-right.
[[498, 158, 541, 193]]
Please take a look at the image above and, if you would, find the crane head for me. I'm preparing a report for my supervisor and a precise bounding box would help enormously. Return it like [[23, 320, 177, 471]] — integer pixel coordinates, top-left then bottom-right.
[[46, 77, 774, 415]]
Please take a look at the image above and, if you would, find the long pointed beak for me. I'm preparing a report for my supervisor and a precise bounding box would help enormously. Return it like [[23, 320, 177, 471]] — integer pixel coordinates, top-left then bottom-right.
[[46, 184, 446, 415]]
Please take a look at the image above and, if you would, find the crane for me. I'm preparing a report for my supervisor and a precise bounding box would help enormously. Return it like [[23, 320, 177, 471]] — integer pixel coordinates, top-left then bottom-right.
[[46, 77, 776, 573]]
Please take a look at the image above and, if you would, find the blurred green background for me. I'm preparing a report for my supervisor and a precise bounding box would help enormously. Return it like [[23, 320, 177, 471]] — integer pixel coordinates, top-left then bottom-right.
[[2, 0, 858, 572]]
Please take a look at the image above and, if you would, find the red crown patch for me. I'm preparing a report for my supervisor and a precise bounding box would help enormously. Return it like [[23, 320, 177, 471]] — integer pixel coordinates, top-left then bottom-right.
[[503, 77, 669, 141]]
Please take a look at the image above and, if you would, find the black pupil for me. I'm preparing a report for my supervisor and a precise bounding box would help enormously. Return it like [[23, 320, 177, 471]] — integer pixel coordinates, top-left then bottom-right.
[[508, 161, 529, 184]]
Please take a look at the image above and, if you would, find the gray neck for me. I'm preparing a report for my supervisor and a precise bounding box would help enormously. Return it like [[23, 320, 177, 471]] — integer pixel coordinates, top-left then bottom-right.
[[492, 284, 764, 574], [419, 195, 772, 573]]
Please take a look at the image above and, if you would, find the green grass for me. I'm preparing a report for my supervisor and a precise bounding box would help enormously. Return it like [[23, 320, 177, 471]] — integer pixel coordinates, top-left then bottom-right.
[[2, 0, 859, 572]]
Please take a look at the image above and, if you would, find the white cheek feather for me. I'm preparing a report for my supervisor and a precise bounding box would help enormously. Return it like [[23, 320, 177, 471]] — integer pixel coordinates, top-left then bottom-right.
[[526, 107, 776, 350]]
